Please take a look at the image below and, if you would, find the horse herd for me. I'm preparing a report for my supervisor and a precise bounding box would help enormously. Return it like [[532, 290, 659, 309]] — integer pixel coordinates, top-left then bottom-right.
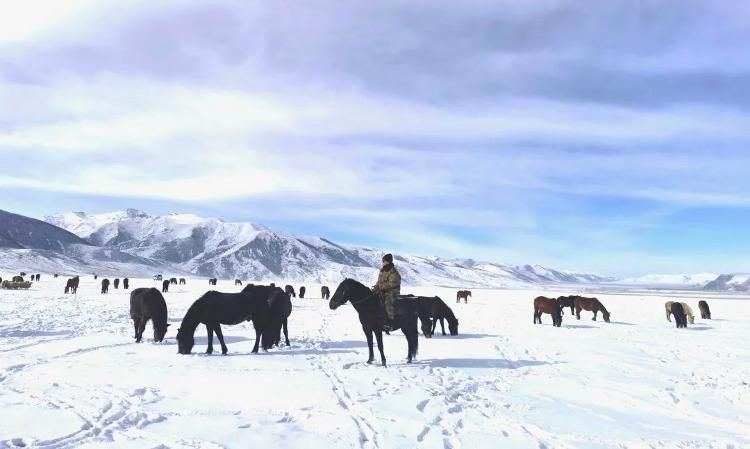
[[533, 294, 713, 329]]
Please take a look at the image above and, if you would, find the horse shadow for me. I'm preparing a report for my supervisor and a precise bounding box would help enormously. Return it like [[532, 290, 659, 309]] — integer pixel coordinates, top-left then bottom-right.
[[686, 325, 713, 331], [161, 335, 251, 346], [418, 333, 497, 340], [608, 321, 636, 326], [564, 324, 597, 329], [415, 358, 555, 369], [316, 340, 368, 350]]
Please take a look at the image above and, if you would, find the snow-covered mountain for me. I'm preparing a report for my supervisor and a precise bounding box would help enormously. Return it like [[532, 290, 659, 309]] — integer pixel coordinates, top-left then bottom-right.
[[615, 273, 718, 289], [40, 209, 616, 287], [703, 273, 750, 292]]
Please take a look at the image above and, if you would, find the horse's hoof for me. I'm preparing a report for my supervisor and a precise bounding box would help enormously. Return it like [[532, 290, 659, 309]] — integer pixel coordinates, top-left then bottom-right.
[[367, 360, 374, 364]]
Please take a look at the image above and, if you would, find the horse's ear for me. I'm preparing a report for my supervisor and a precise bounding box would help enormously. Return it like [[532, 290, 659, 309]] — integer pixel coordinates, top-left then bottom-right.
[[166, 323, 171, 327]]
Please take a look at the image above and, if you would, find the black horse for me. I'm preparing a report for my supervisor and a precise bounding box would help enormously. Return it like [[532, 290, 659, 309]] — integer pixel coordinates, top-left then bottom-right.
[[123, 278, 129, 289], [169, 277, 178, 285], [65, 276, 79, 294], [321, 286, 330, 300], [329, 279, 419, 366], [208, 278, 217, 286], [699, 300, 711, 319], [162, 279, 170, 293], [179, 278, 186, 285], [101, 278, 110, 294], [671, 302, 688, 328], [130, 288, 169, 343], [266, 289, 292, 348], [114, 278, 120, 289], [176, 285, 279, 355], [299, 286, 306, 299], [556, 296, 576, 315], [415, 295, 459, 337], [235, 279, 243, 286], [285, 285, 296, 298]]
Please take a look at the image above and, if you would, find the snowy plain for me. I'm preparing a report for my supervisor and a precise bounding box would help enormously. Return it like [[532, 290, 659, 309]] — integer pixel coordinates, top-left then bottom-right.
[[1, 274, 748, 449]]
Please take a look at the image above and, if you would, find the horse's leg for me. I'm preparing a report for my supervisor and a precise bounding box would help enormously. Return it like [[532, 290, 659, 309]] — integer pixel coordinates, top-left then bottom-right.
[[363, 325, 374, 364], [576, 306, 581, 320], [133, 318, 139, 341], [282, 318, 290, 346], [440, 317, 446, 335], [252, 325, 261, 353], [137, 318, 147, 342], [206, 323, 214, 354], [214, 324, 228, 355], [403, 326, 415, 363], [374, 330, 386, 367], [431, 318, 437, 335], [592, 310, 598, 321]]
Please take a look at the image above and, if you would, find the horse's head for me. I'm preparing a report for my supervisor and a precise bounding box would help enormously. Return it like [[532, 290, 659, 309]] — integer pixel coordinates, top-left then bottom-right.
[[154, 323, 170, 342], [602, 310, 611, 323], [421, 318, 433, 338], [176, 327, 194, 354], [329, 279, 369, 310], [449, 319, 459, 336]]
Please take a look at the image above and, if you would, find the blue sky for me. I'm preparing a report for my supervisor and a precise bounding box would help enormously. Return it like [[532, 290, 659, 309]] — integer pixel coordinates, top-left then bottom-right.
[[1, 1, 749, 277]]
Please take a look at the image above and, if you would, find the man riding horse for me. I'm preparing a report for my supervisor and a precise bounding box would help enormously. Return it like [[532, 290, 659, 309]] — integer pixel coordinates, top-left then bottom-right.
[[372, 253, 401, 332]]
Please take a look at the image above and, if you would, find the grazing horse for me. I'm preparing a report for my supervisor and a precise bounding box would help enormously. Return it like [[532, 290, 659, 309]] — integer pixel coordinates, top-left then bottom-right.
[[65, 276, 79, 294], [101, 278, 110, 294], [285, 285, 296, 298], [299, 286, 306, 299], [35, 274, 40, 281], [671, 302, 688, 328], [456, 290, 472, 304], [329, 278, 419, 366], [574, 297, 610, 322], [680, 302, 695, 325], [114, 278, 120, 289], [123, 278, 129, 289], [699, 300, 711, 319], [321, 286, 330, 300], [179, 278, 186, 285], [416, 295, 458, 337], [169, 277, 178, 285], [162, 280, 170, 293], [533, 296, 562, 327], [208, 278, 217, 286], [12, 275, 23, 282], [265, 289, 292, 349], [130, 288, 169, 343], [235, 279, 243, 286], [176, 285, 279, 354], [556, 296, 577, 315]]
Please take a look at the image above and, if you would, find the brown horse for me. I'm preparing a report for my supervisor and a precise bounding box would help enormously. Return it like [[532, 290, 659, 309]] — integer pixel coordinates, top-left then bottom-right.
[[456, 290, 472, 304], [533, 296, 562, 327], [574, 297, 610, 322], [698, 300, 711, 319]]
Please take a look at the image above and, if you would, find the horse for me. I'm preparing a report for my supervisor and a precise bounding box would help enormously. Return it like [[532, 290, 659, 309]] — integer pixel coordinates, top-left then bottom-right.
[[299, 286, 306, 299], [12, 275, 23, 282], [169, 278, 177, 285], [456, 290, 472, 304], [671, 302, 688, 328], [574, 296, 610, 322], [101, 278, 110, 294], [235, 279, 243, 286], [556, 296, 576, 315], [130, 288, 169, 343], [123, 278, 129, 289], [415, 295, 458, 337], [680, 302, 695, 325], [54, 274, 59, 278], [94, 274, 98, 280], [265, 289, 292, 348], [285, 285, 296, 298], [35, 274, 40, 281], [179, 278, 186, 285], [533, 296, 562, 327], [113, 278, 120, 289], [65, 276, 79, 294], [176, 285, 279, 355], [161, 279, 170, 293], [321, 286, 330, 300], [329, 278, 419, 366], [699, 300, 711, 319], [208, 278, 217, 286]]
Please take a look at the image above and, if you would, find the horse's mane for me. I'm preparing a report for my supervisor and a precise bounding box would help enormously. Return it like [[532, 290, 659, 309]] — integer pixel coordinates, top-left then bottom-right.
[[343, 278, 371, 295], [437, 297, 458, 326]]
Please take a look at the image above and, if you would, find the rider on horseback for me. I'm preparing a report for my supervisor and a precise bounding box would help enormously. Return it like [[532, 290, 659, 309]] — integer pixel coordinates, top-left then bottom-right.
[[372, 253, 401, 332]]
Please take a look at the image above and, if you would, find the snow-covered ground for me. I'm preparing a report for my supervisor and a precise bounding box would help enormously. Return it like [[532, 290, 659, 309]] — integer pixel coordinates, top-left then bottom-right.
[[1, 274, 748, 449]]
